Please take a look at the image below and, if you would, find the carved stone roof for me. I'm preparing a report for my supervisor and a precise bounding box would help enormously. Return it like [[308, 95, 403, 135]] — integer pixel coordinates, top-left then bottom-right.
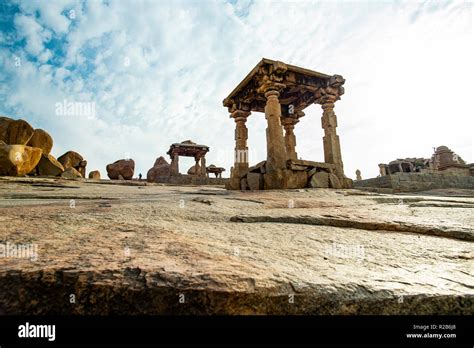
[[167, 141, 209, 158], [206, 165, 225, 173], [436, 145, 450, 152], [223, 58, 343, 117]]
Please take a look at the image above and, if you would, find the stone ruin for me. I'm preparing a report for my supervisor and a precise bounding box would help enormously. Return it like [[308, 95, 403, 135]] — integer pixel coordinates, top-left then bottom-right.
[[355, 145, 474, 193], [223, 58, 351, 190], [206, 164, 225, 178], [169, 140, 208, 177], [378, 158, 430, 176], [429, 145, 471, 176], [146, 140, 227, 185], [378, 146, 471, 177]]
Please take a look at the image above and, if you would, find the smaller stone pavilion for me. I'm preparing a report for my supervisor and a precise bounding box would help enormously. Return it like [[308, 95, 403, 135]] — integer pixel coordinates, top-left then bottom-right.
[[206, 164, 225, 178], [167, 140, 209, 177], [146, 140, 227, 185]]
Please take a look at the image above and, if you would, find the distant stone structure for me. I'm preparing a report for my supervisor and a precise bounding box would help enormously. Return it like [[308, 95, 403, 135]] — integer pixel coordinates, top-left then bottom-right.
[[378, 146, 470, 177], [378, 158, 430, 176], [356, 145, 473, 192], [355, 169, 362, 181], [168, 140, 208, 177], [206, 164, 225, 178], [429, 145, 470, 176], [223, 58, 351, 190], [146, 140, 227, 185], [355, 172, 474, 193]]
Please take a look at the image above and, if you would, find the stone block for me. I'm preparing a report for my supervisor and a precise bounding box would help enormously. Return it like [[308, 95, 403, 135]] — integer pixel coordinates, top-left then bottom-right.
[[248, 160, 266, 174], [226, 177, 241, 190], [308, 172, 329, 188], [286, 170, 307, 189], [264, 170, 287, 189], [328, 173, 343, 189], [247, 172, 264, 190]]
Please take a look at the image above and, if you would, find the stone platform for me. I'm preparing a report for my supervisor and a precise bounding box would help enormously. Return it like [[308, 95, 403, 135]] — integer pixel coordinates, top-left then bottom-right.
[[354, 172, 474, 193], [229, 159, 352, 190], [154, 174, 227, 186], [0, 176, 473, 314]]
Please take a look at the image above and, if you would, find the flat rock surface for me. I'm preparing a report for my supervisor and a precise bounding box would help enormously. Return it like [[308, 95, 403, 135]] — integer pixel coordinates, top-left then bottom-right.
[[0, 177, 473, 314]]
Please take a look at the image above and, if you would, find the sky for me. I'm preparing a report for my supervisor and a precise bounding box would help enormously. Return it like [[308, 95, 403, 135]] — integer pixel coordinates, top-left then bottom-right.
[[0, 0, 473, 180]]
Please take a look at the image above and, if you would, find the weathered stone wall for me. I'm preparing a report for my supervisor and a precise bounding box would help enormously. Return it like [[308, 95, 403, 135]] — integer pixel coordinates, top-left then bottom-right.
[[354, 173, 474, 193], [440, 167, 471, 176], [155, 175, 227, 186]]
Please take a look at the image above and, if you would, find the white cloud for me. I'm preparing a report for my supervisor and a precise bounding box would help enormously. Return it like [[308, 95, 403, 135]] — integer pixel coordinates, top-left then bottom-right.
[[2, 0, 473, 180], [13, 15, 51, 58], [15, 0, 75, 34]]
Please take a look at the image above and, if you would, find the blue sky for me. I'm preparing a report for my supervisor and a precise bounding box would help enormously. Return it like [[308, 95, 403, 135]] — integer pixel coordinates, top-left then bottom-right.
[[1, 0, 473, 179]]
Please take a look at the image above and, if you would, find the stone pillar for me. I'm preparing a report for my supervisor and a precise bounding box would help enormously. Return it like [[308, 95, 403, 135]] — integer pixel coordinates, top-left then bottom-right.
[[282, 117, 298, 160], [231, 110, 251, 179], [195, 157, 200, 176], [315, 77, 345, 180], [264, 86, 287, 189], [320, 98, 343, 176], [378, 164, 387, 176], [170, 154, 179, 176], [200, 156, 206, 177]]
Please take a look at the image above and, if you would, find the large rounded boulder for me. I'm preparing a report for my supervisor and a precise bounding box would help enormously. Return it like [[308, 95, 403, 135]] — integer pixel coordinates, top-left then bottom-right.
[[187, 164, 200, 175], [61, 167, 82, 179], [88, 170, 101, 180], [6, 119, 34, 145], [147, 156, 170, 182], [27, 129, 53, 154], [57, 151, 84, 168], [36, 153, 64, 176], [0, 143, 42, 176], [0, 116, 13, 143], [57, 151, 86, 177], [106, 159, 135, 180]]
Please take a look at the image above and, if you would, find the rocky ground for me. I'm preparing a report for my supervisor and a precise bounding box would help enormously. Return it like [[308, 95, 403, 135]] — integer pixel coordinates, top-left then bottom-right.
[[0, 176, 473, 314]]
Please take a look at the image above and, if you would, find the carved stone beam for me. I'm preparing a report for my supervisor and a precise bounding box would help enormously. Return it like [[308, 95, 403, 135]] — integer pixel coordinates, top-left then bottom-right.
[[256, 81, 286, 96]]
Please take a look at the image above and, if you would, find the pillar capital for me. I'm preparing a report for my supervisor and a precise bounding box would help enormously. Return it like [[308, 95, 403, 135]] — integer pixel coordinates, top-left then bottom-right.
[[315, 89, 342, 105], [264, 89, 280, 99], [230, 109, 251, 121], [282, 117, 298, 160], [295, 110, 305, 118], [257, 81, 286, 96], [314, 75, 345, 105], [281, 117, 299, 128]]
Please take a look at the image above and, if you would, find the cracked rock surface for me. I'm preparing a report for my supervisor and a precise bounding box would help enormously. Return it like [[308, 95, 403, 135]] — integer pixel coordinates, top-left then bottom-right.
[[0, 177, 473, 314]]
